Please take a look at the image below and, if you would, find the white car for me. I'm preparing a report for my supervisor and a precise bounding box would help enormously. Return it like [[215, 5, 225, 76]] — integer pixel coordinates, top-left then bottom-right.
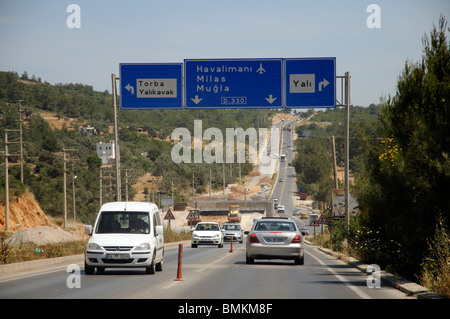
[[191, 222, 224, 248], [84, 202, 164, 275]]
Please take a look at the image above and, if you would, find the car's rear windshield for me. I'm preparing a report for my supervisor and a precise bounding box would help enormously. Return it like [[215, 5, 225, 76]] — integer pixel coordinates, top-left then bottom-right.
[[96, 211, 150, 234], [223, 224, 241, 230], [254, 221, 296, 231], [195, 224, 219, 231]]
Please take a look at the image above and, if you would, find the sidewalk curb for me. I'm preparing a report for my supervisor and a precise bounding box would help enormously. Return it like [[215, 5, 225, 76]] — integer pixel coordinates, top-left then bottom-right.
[[313, 244, 447, 299], [0, 254, 84, 280]]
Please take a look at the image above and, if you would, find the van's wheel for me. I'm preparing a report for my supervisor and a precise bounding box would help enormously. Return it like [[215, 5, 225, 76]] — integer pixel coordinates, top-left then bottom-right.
[[85, 261, 95, 275], [146, 254, 156, 274], [156, 249, 164, 271]]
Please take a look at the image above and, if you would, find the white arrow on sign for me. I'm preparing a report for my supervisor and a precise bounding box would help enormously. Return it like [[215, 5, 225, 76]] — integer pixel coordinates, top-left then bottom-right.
[[265, 95, 277, 104], [191, 95, 203, 104], [125, 84, 134, 94], [318, 78, 329, 92]]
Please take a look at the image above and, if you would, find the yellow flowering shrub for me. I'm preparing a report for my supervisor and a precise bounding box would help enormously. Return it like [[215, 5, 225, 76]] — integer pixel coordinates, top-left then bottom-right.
[[378, 137, 402, 172]]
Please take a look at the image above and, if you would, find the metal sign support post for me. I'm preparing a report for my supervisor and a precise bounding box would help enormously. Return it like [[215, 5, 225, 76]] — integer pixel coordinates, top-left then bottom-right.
[[336, 72, 350, 232], [336, 72, 351, 232], [112, 74, 121, 201], [344, 72, 351, 232]]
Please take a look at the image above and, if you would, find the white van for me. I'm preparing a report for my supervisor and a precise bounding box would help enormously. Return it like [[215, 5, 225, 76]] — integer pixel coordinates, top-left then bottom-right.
[[84, 202, 164, 275]]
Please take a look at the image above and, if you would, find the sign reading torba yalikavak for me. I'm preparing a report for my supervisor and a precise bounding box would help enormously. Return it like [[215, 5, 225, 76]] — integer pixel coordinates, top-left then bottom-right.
[[120, 63, 183, 109], [184, 59, 283, 109]]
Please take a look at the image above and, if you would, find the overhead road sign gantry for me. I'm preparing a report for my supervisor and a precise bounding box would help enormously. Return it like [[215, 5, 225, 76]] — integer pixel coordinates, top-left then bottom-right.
[[120, 63, 183, 109], [184, 58, 283, 109], [285, 57, 336, 108]]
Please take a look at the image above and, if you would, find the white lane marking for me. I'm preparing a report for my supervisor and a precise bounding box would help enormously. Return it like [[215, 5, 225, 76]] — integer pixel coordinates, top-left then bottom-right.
[[305, 249, 372, 299]]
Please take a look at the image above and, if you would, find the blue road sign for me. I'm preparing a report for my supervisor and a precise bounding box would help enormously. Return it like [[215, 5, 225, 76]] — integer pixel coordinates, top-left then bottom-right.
[[184, 59, 283, 109], [285, 58, 336, 108], [120, 63, 183, 109]]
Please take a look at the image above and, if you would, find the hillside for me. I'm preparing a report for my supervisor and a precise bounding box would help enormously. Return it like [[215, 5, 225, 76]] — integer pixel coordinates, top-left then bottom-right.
[[0, 192, 53, 231]]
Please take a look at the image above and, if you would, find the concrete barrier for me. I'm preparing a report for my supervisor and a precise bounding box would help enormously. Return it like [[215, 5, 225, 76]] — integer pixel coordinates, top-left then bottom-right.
[[196, 200, 274, 217]]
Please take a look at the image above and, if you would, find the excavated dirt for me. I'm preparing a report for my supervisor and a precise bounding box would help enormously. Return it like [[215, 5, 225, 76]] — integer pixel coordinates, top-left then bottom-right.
[[0, 192, 87, 246]]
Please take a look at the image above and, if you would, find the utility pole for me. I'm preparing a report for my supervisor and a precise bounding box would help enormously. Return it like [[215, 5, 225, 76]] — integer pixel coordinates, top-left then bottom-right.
[[192, 173, 195, 202], [8, 100, 25, 183], [63, 149, 77, 229], [124, 169, 135, 202], [99, 168, 103, 207], [72, 163, 77, 221], [4, 129, 21, 231], [13, 100, 25, 183], [4, 131, 9, 231], [331, 136, 338, 189], [99, 167, 114, 207], [125, 169, 129, 202], [19, 101, 24, 183], [223, 163, 226, 199]]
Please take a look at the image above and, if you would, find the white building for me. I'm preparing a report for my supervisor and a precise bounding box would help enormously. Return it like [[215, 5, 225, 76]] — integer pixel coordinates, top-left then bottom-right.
[[96, 141, 115, 165]]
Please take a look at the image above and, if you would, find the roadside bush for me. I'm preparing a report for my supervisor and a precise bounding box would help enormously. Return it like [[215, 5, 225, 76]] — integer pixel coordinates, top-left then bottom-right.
[[419, 219, 450, 297]]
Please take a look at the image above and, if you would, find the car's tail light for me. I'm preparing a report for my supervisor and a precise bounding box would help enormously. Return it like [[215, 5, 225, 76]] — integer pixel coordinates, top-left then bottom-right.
[[250, 233, 260, 243], [292, 234, 302, 244]]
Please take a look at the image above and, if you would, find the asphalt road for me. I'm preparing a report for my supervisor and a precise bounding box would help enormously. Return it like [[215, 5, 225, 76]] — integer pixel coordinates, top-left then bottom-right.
[[0, 239, 410, 299]]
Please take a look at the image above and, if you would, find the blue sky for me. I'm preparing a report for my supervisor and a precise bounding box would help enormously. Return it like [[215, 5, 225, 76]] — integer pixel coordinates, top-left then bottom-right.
[[0, 0, 449, 107]]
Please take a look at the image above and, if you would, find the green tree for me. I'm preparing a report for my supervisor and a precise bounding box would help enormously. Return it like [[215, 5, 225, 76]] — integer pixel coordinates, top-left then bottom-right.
[[354, 15, 450, 280], [293, 135, 333, 203]]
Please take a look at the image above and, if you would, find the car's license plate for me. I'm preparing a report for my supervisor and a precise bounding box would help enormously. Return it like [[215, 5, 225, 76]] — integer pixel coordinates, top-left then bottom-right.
[[265, 237, 285, 243], [106, 253, 130, 259]]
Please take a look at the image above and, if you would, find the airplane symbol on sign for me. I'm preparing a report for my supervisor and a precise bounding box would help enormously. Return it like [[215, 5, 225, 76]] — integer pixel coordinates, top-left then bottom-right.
[[256, 63, 266, 75]]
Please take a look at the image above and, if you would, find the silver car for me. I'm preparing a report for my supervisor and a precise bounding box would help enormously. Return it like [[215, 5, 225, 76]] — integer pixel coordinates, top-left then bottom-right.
[[245, 217, 304, 265], [222, 223, 244, 243]]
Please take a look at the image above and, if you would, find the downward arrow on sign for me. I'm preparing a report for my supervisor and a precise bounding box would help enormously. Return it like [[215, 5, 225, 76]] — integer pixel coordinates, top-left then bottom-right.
[[265, 95, 277, 104], [191, 95, 203, 104]]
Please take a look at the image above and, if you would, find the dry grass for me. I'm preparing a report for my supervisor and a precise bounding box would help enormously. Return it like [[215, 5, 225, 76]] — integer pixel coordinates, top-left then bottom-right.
[[1, 237, 87, 264], [163, 226, 192, 242]]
